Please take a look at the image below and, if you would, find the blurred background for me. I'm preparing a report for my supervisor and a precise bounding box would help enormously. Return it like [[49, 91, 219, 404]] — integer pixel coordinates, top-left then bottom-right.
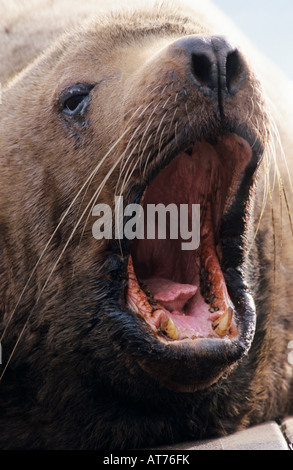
[[213, 0, 293, 80]]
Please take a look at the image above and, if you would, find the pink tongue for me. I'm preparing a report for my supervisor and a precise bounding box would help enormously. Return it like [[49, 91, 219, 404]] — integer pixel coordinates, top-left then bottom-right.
[[144, 278, 198, 313]]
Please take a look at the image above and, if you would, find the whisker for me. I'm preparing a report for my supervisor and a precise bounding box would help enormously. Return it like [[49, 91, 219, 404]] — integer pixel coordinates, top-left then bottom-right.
[[0, 123, 135, 345], [114, 122, 146, 198], [268, 181, 276, 288], [79, 147, 130, 244], [185, 103, 192, 128], [154, 110, 168, 144], [0, 145, 132, 381], [158, 124, 167, 154], [138, 131, 155, 173], [282, 179, 293, 237], [142, 150, 153, 178], [0, 102, 153, 347]]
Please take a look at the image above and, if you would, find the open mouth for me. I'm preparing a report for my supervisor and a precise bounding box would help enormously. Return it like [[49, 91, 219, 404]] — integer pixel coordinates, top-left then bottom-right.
[[125, 133, 256, 345]]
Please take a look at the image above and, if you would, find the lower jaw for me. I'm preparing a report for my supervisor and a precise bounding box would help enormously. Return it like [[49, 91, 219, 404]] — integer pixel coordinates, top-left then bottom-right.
[[126, 275, 256, 392]]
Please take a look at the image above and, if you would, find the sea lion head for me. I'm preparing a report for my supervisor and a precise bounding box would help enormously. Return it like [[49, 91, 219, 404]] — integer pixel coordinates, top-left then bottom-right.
[[0, 1, 276, 448]]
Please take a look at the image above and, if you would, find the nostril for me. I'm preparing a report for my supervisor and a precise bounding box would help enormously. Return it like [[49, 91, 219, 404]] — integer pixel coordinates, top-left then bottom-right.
[[173, 35, 246, 98], [226, 50, 244, 93], [191, 53, 213, 88]]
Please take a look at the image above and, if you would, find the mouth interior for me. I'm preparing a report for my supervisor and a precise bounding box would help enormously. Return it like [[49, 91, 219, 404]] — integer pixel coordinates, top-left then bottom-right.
[[127, 134, 252, 342]]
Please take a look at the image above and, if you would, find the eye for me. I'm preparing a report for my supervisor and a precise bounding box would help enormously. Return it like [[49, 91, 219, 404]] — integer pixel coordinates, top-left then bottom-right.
[[60, 83, 94, 117]]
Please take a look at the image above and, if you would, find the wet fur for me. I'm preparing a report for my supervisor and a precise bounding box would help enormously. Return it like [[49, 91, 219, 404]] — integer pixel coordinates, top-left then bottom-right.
[[0, 0, 293, 449]]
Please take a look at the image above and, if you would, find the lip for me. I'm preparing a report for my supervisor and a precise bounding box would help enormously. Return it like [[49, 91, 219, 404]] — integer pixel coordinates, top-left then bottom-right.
[[107, 124, 263, 392]]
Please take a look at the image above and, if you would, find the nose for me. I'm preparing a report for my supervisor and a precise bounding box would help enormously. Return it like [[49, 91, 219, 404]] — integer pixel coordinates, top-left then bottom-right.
[[173, 35, 246, 96]]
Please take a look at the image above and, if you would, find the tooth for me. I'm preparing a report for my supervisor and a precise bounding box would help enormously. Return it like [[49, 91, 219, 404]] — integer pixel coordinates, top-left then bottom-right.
[[212, 307, 233, 337], [161, 317, 179, 340]]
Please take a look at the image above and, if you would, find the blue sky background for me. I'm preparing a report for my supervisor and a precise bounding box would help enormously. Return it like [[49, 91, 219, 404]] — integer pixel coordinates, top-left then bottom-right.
[[213, 0, 293, 80]]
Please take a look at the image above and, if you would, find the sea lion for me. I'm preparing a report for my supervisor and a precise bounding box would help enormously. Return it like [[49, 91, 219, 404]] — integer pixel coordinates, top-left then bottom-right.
[[0, 0, 293, 450]]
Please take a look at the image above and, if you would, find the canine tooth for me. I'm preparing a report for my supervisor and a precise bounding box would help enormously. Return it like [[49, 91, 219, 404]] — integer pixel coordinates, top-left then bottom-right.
[[212, 307, 233, 337], [161, 317, 179, 340]]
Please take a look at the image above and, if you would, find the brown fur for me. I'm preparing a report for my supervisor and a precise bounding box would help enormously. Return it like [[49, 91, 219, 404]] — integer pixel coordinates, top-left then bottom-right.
[[0, 0, 292, 449]]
